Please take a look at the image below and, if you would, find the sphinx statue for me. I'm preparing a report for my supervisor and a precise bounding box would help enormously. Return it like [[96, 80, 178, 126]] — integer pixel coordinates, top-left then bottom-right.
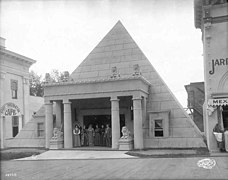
[[51, 127, 63, 140], [120, 126, 132, 140]]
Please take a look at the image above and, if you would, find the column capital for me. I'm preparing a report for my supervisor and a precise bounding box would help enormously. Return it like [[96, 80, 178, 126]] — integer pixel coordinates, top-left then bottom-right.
[[132, 97, 142, 101], [63, 99, 71, 104], [110, 97, 120, 101]]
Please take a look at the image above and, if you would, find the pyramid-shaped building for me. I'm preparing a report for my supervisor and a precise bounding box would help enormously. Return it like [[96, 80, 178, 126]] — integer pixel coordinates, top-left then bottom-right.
[[44, 21, 206, 149]]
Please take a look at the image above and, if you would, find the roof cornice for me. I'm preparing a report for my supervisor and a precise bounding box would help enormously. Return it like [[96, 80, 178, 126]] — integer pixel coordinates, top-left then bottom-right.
[[44, 75, 151, 87], [0, 48, 36, 65]]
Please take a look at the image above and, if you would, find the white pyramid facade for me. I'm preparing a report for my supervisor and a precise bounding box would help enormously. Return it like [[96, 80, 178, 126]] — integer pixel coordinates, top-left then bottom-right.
[[70, 21, 206, 148]]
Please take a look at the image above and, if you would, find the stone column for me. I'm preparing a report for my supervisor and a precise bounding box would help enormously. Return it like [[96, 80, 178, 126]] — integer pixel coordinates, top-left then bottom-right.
[[18, 115, 23, 132], [133, 96, 143, 149], [45, 101, 53, 149], [142, 97, 147, 127], [55, 101, 62, 128], [23, 77, 30, 124], [63, 100, 73, 148], [0, 116, 4, 149], [111, 97, 120, 149]]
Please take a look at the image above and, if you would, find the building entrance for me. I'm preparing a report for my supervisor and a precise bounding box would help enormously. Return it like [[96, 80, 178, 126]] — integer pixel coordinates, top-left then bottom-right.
[[83, 114, 125, 133], [82, 114, 125, 147], [84, 115, 111, 129], [222, 106, 228, 131]]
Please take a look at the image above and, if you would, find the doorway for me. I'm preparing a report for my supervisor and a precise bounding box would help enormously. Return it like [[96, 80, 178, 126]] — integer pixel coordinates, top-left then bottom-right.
[[83, 114, 125, 132], [82, 114, 125, 147], [12, 116, 19, 137], [222, 106, 228, 131]]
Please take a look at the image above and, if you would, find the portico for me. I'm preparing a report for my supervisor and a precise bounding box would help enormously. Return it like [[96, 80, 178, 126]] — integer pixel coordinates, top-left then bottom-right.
[[44, 76, 150, 149]]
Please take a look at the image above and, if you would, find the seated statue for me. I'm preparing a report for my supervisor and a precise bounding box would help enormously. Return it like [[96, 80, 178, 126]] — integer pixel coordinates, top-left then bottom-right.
[[120, 126, 131, 139], [51, 127, 63, 140]]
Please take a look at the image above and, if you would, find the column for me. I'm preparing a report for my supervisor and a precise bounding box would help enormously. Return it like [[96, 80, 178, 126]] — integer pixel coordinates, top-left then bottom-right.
[[133, 96, 143, 149], [55, 101, 62, 128], [23, 77, 30, 124], [45, 101, 53, 149], [1, 116, 4, 149], [111, 97, 120, 149], [63, 100, 73, 148], [18, 115, 23, 132], [142, 97, 147, 127]]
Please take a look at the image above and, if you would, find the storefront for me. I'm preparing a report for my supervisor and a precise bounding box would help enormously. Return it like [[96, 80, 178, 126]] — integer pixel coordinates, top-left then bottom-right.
[[44, 21, 206, 150], [208, 98, 228, 130], [194, 0, 228, 152], [0, 37, 43, 149], [0, 102, 22, 148]]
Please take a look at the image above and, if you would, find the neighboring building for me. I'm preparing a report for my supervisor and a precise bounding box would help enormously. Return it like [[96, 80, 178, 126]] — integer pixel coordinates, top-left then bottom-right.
[[0, 37, 43, 149], [185, 82, 205, 132], [194, 0, 228, 152], [44, 21, 206, 150]]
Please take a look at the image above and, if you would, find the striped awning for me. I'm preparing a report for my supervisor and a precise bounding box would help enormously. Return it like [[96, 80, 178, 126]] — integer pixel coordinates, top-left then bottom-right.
[[208, 98, 228, 106]]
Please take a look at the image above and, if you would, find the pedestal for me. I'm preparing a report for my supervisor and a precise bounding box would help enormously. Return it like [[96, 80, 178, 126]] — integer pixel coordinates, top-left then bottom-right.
[[50, 139, 64, 149], [119, 138, 133, 150]]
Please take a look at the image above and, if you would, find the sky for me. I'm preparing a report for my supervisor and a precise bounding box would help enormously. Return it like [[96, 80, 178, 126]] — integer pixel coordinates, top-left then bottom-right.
[[0, 0, 204, 107]]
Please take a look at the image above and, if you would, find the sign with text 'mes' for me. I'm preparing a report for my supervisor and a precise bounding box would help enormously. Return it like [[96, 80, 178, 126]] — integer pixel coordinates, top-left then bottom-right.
[[208, 98, 228, 106], [0, 102, 21, 116]]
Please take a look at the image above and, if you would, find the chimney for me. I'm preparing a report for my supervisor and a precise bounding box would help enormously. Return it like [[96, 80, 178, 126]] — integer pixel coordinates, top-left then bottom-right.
[[0, 37, 6, 49]]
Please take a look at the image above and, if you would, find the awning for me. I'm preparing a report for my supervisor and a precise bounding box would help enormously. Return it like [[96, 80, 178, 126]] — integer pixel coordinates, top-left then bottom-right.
[[208, 98, 228, 106]]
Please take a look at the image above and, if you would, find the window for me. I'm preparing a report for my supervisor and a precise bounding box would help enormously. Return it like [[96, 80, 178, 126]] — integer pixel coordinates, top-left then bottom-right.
[[149, 111, 170, 138], [11, 80, 18, 99], [154, 119, 163, 137], [37, 123, 44, 137], [12, 116, 19, 137]]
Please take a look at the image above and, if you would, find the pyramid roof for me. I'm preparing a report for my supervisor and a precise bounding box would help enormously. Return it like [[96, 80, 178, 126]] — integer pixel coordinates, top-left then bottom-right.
[[70, 21, 206, 148], [70, 20, 153, 81]]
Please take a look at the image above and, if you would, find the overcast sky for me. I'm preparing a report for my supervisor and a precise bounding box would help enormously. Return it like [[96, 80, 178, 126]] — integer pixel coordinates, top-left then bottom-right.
[[0, 0, 204, 107]]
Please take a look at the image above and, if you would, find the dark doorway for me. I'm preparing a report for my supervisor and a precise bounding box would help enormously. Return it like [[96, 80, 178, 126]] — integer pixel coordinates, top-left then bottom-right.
[[83, 114, 125, 133], [12, 116, 19, 137], [222, 106, 228, 131], [84, 115, 111, 129]]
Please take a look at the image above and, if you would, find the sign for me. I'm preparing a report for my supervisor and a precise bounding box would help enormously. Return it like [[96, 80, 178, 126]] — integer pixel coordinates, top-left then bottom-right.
[[209, 58, 228, 75], [208, 98, 228, 106], [0, 102, 21, 116]]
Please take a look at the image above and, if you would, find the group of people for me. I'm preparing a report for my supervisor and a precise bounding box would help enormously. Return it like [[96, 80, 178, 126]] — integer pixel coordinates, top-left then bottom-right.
[[73, 124, 112, 147]]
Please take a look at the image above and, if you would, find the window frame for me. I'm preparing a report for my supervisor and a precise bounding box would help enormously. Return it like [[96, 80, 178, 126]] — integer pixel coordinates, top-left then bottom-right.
[[154, 119, 164, 137], [149, 111, 170, 138], [11, 79, 18, 99], [37, 122, 45, 137]]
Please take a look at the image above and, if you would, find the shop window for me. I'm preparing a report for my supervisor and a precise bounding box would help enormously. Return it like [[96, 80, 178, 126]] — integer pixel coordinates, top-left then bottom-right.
[[11, 80, 18, 99], [222, 106, 228, 130], [37, 123, 44, 137], [154, 119, 164, 137], [149, 111, 170, 138], [12, 116, 19, 137]]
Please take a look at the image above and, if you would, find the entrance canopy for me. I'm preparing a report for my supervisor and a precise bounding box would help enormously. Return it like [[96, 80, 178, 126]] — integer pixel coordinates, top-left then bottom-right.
[[44, 75, 151, 101], [43, 75, 150, 149]]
